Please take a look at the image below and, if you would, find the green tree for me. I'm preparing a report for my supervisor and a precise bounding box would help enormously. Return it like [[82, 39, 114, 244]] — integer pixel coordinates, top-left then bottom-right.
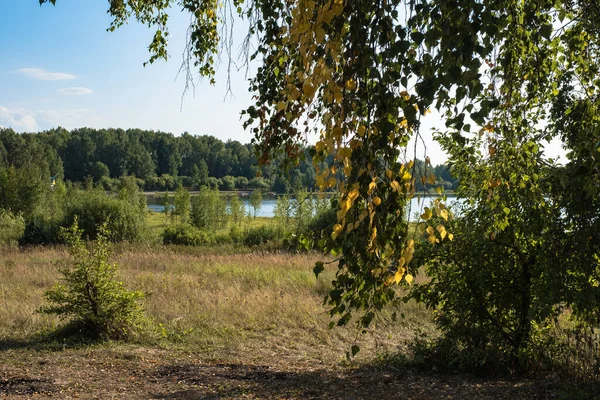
[[228, 193, 245, 227], [173, 184, 191, 224], [248, 190, 262, 218], [190, 187, 227, 230]]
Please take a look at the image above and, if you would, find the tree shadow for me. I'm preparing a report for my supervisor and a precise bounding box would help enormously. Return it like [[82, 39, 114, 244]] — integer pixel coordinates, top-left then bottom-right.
[[149, 362, 600, 400]]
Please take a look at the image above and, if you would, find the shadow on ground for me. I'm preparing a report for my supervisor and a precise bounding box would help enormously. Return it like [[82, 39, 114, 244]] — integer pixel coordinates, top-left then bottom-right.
[[150, 362, 600, 400]]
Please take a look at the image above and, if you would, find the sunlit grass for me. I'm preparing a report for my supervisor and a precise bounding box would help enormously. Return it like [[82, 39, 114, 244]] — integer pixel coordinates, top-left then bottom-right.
[[0, 245, 435, 363]]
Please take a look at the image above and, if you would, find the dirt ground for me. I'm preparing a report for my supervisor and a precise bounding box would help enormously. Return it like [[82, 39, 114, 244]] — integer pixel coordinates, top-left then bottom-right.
[[1, 344, 598, 400]]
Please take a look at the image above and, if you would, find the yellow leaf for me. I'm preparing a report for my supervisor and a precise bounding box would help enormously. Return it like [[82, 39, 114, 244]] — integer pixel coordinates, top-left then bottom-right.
[[427, 234, 437, 244], [277, 101, 286, 111], [315, 140, 325, 153], [421, 207, 432, 221], [448, 233, 454, 241], [372, 196, 381, 206], [405, 274, 414, 284], [302, 80, 316, 98], [345, 78, 357, 91], [406, 160, 414, 169], [386, 169, 393, 179], [368, 181, 377, 194], [331, 223, 343, 239], [439, 208, 449, 221], [436, 224, 447, 240], [426, 226, 434, 235], [390, 180, 401, 192], [394, 268, 405, 284], [348, 188, 359, 201], [401, 171, 412, 181], [357, 125, 366, 137]]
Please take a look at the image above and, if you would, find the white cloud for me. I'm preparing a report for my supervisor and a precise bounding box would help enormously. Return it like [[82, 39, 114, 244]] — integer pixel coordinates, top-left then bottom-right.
[[0, 106, 101, 132], [0, 106, 38, 132], [16, 68, 76, 81], [57, 87, 93, 96]]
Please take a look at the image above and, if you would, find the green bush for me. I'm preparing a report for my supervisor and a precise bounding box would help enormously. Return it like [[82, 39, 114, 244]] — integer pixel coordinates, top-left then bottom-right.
[[39, 219, 145, 340], [243, 225, 280, 246], [21, 214, 62, 245], [63, 189, 148, 242], [0, 210, 25, 245], [162, 224, 215, 246]]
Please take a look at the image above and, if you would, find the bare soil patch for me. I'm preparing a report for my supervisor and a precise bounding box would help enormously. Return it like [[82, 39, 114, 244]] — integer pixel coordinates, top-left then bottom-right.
[[1, 346, 597, 399]]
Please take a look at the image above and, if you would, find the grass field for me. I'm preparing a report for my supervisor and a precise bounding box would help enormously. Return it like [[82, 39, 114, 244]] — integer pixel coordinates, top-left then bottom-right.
[[1, 245, 597, 398]]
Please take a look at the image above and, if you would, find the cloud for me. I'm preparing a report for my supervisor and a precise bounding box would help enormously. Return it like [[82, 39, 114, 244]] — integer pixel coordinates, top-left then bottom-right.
[[57, 87, 93, 96], [0, 106, 101, 132], [16, 68, 76, 81], [0, 106, 38, 132]]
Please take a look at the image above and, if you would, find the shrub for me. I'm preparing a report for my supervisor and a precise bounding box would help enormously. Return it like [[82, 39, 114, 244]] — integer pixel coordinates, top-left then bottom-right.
[[243, 225, 280, 246], [0, 210, 25, 245], [20, 214, 62, 245], [162, 224, 215, 246], [63, 189, 148, 242], [39, 219, 145, 340]]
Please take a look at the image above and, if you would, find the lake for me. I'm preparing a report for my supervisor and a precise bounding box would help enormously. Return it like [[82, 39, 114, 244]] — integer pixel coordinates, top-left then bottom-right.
[[147, 194, 465, 221]]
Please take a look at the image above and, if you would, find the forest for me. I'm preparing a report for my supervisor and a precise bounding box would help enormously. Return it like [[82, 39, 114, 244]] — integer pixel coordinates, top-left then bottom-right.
[[0, 127, 457, 193]]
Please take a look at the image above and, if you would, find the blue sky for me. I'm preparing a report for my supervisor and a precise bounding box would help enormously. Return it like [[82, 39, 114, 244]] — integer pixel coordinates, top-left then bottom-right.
[[0, 0, 255, 144]]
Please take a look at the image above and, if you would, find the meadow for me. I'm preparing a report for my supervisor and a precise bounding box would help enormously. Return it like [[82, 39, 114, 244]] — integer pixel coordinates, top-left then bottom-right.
[[1, 238, 598, 398]]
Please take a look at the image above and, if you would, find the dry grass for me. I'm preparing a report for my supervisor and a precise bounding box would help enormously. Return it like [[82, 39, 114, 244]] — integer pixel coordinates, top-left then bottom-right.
[[0, 244, 435, 365]]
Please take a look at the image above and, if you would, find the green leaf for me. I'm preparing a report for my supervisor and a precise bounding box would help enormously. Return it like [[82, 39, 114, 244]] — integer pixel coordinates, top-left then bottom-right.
[[313, 261, 324, 277]]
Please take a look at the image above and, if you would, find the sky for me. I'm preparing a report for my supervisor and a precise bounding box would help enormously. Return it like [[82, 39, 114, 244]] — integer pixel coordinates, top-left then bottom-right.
[[0, 1, 565, 164], [0, 1, 256, 142]]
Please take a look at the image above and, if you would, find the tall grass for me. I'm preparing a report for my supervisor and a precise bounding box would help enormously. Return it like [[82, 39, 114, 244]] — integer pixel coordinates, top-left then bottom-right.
[[0, 246, 435, 362]]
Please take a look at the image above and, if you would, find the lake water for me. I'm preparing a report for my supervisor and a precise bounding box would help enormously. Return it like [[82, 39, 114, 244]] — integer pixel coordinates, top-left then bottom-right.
[[147, 194, 465, 221]]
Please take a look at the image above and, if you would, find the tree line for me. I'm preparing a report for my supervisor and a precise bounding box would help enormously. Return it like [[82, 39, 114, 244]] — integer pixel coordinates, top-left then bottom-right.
[[0, 127, 457, 194]]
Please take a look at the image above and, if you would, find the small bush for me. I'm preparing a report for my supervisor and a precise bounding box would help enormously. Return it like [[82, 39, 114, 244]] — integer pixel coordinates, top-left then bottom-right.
[[243, 225, 280, 246], [39, 219, 145, 340], [21, 214, 62, 245], [162, 224, 215, 246], [0, 210, 25, 245], [63, 189, 148, 242]]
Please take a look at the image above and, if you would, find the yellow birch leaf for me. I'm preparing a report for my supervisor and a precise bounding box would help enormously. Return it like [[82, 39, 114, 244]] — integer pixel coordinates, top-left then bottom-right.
[[357, 125, 366, 137], [394, 269, 405, 284], [448, 233, 454, 241], [390, 180, 401, 192], [405, 274, 414, 284], [436, 224, 447, 240], [426, 226, 434, 235], [439, 209, 449, 221], [398, 257, 406, 268], [345, 79, 357, 91], [421, 207, 432, 220], [372, 196, 381, 206], [427, 234, 437, 244], [368, 181, 377, 194]]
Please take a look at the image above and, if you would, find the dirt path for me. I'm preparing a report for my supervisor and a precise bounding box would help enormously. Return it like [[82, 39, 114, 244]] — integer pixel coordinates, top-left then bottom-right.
[[1, 346, 597, 399]]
